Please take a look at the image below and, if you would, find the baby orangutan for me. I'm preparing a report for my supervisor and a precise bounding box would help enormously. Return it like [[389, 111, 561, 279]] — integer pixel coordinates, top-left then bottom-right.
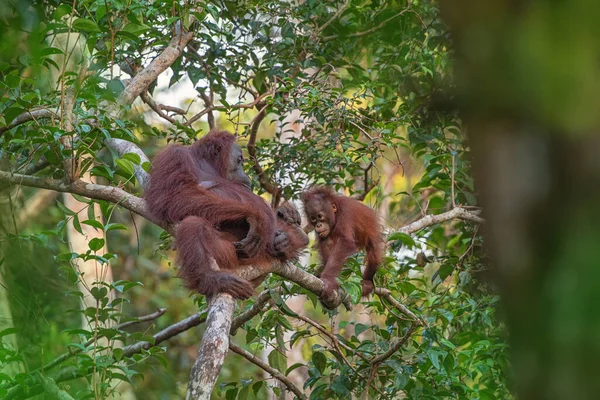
[[301, 186, 385, 299]]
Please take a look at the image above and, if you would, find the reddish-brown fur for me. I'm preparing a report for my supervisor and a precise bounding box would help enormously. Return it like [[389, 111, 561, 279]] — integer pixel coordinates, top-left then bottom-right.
[[145, 130, 308, 299], [301, 186, 384, 298]]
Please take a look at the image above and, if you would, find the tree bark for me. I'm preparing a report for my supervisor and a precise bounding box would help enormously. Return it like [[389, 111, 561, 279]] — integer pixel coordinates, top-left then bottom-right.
[[186, 293, 236, 400]]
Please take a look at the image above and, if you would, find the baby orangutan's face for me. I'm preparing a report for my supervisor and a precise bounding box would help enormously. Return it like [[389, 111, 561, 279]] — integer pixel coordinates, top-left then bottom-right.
[[305, 197, 337, 239]]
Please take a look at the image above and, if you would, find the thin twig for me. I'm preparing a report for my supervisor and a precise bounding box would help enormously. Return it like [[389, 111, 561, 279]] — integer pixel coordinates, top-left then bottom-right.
[[42, 308, 167, 372], [0, 109, 58, 136], [374, 288, 426, 326], [315, 0, 350, 34], [230, 289, 271, 334], [247, 102, 281, 198], [295, 314, 368, 363], [451, 153, 456, 208], [323, 9, 410, 40], [229, 343, 306, 399], [370, 322, 417, 365], [141, 92, 179, 125]]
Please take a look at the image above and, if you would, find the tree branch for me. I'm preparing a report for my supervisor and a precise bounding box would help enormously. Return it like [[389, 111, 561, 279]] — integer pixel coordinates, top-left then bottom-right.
[[229, 343, 307, 400], [295, 314, 368, 362], [247, 103, 281, 199], [375, 288, 426, 326], [315, 0, 350, 34], [272, 263, 353, 311], [0, 109, 58, 137], [119, 31, 194, 106], [42, 308, 167, 373], [187, 293, 236, 399], [140, 91, 180, 125], [323, 9, 410, 40], [230, 289, 271, 334], [0, 171, 161, 229], [104, 138, 151, 189], [392, 207, 484, 240], [369, 322, 418, 365]]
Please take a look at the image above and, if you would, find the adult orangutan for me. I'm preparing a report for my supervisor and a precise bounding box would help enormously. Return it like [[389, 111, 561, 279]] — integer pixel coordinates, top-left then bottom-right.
[[301, 186, 384, 298], [145, 130, 308, 299]]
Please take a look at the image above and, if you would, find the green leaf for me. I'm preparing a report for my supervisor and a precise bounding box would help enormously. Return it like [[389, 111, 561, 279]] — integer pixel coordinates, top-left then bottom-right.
[[82, 219, 104, 230], [342, 281, 361, 304], [238, 386, 249, 400], [73, 18, 101, 33], [268, 349, 286, 372], [56, 201, 76, 216], [121, 152, 142, 165], [269, 289, 297, 317], [40, 47, 65, 56], [253, 70, 267, 92], [72, 214, 83, 235], [89, 238, 105, 251], [388, 232, 415, 247], [225, 388, 238, 400], [309, 384, 328, 400], [312, 351, 327, 373], [0, 328, 18, 338], [105, 223, 128, 232], [53, 4, 72, 19], [91, 286, 108, 300], [330, 375, 350, 396], [354, 323, 370, 337], [90, 165, 114, 180], [394, 373, 409, 389], [122, 22, 150, 35], [285, 363, 305, 376], [116, 158, 135, 176], [71, 194, 91, 204], [427, 349, 442, 370], [252, 381, 264, 396]]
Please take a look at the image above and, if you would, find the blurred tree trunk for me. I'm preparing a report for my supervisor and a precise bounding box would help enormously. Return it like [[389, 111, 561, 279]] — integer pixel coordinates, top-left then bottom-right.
[[442, 1, 600, 398], [0, 189, 19, 376]]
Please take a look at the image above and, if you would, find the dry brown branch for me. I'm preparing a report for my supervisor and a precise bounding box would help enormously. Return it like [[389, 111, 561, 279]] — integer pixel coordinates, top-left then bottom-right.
[[229, 343, 307, 400], [186, 91, 271, 127], [140, 91, 179, 125], [247, 103, 281, 198], [197, 89, 215, 130], [122, 313, 206, 357], [159, 104, 186, 115]]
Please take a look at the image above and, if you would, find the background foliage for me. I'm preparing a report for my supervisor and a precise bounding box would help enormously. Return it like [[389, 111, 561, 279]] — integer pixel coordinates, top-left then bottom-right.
[[0, 0, 510, 399]]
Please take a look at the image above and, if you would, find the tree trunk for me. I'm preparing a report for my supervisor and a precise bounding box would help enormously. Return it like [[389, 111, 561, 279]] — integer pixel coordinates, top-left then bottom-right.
[[186, 293, 236, 399]]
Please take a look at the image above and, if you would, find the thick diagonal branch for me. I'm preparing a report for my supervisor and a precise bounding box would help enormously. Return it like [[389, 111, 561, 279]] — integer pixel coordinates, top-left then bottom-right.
[[119, 31, 194, 106]]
